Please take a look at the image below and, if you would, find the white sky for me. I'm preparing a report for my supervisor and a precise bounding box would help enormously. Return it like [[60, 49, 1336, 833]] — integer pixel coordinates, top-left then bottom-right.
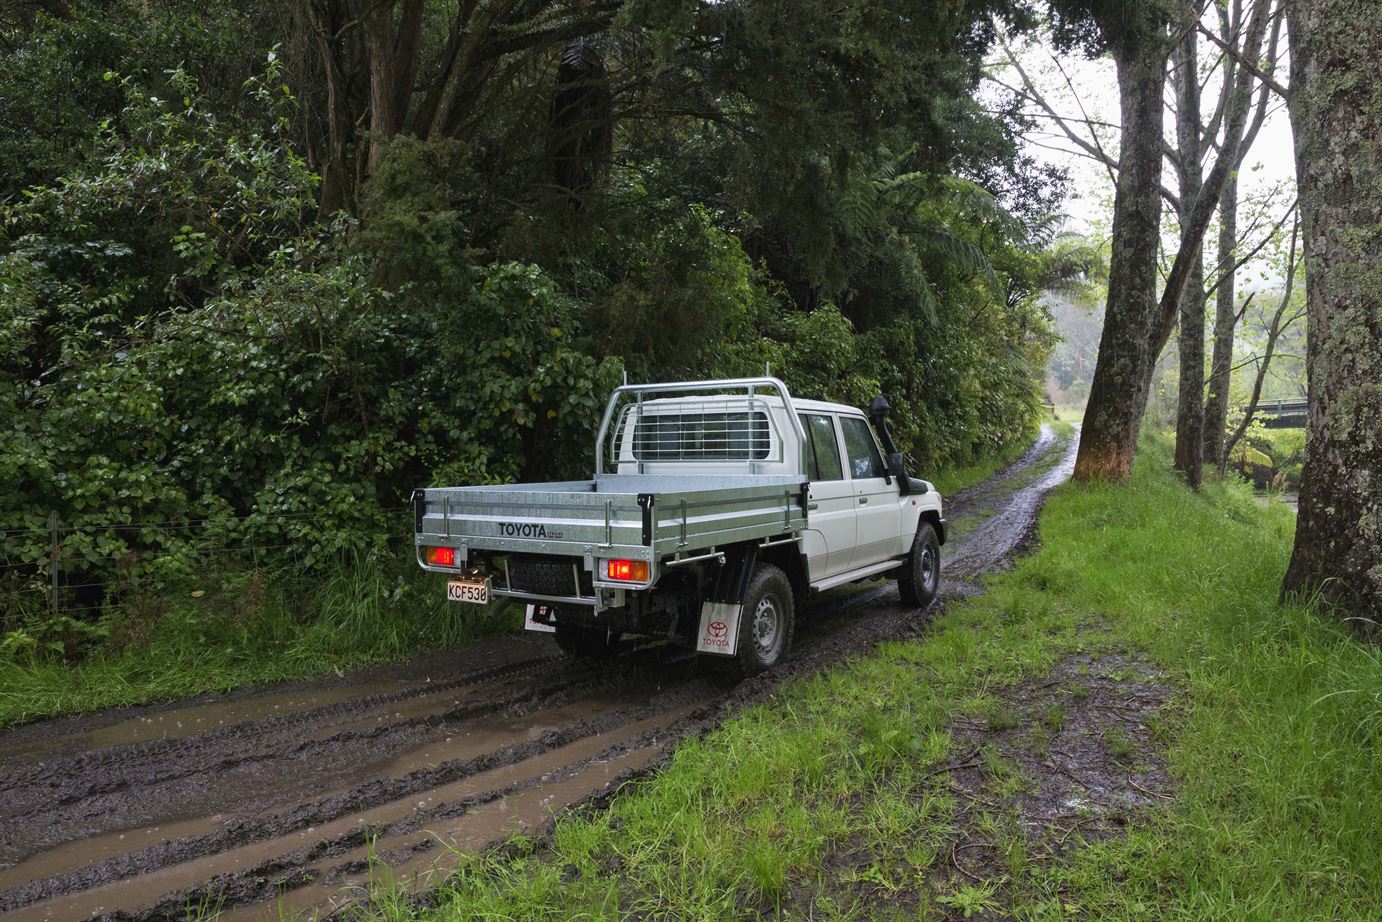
[[986, 29, 1298, 286]]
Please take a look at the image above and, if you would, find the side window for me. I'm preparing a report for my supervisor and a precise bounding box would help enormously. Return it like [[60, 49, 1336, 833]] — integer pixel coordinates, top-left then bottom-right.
[[840, 416, 886, 480], [798, 413, 844, 481]]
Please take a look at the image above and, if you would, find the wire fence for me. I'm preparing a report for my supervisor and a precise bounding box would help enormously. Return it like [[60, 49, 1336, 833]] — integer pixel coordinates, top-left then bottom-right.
[[0, 506, 416, 631]]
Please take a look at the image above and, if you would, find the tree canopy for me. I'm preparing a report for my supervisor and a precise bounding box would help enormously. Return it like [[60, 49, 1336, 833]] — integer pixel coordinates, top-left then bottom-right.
[[0, 0, 1077, 649]]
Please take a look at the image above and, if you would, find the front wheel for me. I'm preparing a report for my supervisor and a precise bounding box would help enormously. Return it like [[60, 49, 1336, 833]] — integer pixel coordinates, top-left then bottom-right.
[[898, 521, 941, 607], [736, 563, 795, 676]]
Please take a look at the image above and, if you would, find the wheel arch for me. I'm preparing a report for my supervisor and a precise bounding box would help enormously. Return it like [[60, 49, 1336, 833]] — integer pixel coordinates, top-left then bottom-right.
[[920, 509, 946, 545], [756, 539, 810, 598]]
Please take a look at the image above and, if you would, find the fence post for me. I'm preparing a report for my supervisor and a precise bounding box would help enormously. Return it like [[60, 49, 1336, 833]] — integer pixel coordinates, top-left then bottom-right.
[[48, 510, 60, 618]]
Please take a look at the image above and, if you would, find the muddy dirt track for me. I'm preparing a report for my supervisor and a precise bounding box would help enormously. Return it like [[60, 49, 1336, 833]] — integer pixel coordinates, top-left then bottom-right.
[[0, 425, 1079, 921]]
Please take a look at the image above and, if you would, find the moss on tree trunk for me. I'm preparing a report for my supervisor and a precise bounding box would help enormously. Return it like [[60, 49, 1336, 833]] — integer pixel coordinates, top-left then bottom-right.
[[1281, 0, 1382, 631], [1074, 39, 1167, 481]]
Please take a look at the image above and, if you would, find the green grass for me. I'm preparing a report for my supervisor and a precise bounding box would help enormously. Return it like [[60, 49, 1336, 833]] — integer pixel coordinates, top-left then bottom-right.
[[1053, 403, 1086, 425], [361, 435, 1380, 921], [0, 554, 517, 727]]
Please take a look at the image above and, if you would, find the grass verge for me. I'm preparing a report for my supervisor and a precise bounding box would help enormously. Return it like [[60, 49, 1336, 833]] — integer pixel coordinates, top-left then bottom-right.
[[0, 554, 518, 727], [367, 436, 1380, 921]]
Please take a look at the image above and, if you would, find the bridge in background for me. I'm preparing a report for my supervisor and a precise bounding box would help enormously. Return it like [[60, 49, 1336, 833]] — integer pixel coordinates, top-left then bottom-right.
[[1254, 398, 1308, 429]]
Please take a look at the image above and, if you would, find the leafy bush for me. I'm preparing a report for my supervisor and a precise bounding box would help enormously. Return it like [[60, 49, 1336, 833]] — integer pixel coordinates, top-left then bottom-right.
[[0, 17, 1064, 672]]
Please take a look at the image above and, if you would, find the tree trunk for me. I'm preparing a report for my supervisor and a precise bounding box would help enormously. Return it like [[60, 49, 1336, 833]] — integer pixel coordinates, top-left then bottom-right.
[[364, 0, 424, 177], [1073, 38, 1168, 481], [1203, 173, 1238, 470], [1172, 28, 1206, 489], [1280, 0, 1382, 632], [303, 0, 357, 217]]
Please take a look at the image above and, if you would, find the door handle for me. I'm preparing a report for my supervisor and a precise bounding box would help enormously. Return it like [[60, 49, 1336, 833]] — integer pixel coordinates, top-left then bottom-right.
[[858, 497, 868, 505], [808, 503, 819, 511]]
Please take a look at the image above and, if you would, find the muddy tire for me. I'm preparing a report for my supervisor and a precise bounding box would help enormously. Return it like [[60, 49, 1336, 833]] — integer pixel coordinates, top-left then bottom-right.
[[553, 623, 623, 658], [898, 521, 941, 608], [737, 563, 795, 676]]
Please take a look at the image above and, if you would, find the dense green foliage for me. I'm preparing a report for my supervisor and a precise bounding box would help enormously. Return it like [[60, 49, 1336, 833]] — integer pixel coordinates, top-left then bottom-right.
[[367, 437, 1379, 921], [1, 0, 1073, 663]]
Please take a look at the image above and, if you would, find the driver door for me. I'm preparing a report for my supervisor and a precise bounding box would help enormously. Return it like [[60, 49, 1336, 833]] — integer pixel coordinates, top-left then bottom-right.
[[798, 412, 856, 578], [839, 415, 903, 569]]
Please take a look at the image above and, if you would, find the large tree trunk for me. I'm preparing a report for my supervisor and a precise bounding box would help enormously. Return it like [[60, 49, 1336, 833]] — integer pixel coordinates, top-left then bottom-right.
[[1203, 174, 1238, 470], [1280, 0, 1382, 632], [1172, 29, 1206, 489], [365, 0, 424, 176], [303, 0, 359, 216], [1073, 39, 1168, 481]]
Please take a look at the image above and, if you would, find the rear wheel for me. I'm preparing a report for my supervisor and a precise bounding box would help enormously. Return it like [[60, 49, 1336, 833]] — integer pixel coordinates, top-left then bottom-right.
[[898, 521, 941, 607], [554, 623, 623, 658], [736, 563, 795, 676]]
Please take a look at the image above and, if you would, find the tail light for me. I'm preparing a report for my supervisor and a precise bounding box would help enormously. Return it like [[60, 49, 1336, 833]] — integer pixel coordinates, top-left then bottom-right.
[[425, 546, 457, 566], [605, 559, 649, 582]]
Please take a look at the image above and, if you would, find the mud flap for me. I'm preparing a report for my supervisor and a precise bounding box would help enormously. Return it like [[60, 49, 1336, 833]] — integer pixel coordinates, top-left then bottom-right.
[[696, 602, 742, 655], [695, 543, 759, 656]]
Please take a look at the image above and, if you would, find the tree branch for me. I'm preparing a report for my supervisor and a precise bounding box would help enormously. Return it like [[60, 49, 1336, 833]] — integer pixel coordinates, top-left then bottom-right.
[[1202, 198, 1298, 301], [1155, 0, 1274, 353], [1197, 21, 1288, 99], [1221, 213, 1300, 469]]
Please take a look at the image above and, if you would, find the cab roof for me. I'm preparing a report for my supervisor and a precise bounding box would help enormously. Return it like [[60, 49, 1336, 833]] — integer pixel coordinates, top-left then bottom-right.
[[793, 397, 866, 416], [636, 394, 864, 417]]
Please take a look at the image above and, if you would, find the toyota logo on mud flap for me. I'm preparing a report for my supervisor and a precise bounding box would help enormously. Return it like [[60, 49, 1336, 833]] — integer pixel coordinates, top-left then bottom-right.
[[707, 621, 728, 638]]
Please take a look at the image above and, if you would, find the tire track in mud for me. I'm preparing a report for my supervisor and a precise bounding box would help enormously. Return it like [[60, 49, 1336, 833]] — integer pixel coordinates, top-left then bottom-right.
[[0, 425, 1079, 922], [2, 651, 573, 811], [945, 425, 1079, 578]]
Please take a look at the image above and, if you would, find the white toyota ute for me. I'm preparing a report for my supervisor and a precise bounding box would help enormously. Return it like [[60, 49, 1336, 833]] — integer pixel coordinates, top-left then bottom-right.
[[414, 377, 945, 674]]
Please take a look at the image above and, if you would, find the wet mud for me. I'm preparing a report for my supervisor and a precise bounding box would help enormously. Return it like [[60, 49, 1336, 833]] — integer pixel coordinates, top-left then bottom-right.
[[0, 426, 1080, 921]]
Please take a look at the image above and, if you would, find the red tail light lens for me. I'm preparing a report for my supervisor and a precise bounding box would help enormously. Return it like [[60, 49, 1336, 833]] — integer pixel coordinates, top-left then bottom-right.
[[426, 546, 457, 566], [606, 559, 649, 582]]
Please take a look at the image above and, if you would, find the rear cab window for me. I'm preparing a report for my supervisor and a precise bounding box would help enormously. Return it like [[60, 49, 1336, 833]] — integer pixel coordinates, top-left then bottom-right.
[[798, 413, 844, 481]]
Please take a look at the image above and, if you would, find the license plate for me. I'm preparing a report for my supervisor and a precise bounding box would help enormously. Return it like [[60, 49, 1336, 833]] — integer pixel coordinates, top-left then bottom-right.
[[446, 578, 490, 605]]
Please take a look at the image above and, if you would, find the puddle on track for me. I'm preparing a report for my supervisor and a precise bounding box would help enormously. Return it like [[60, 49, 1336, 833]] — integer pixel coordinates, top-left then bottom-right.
[[372, 693, 648, 778], [0, 692, 651, 889], [301, 671, 617, 744], [223, 744, 660, 922], [1, 704, 699, 922], [0, 815, 229, 893]]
